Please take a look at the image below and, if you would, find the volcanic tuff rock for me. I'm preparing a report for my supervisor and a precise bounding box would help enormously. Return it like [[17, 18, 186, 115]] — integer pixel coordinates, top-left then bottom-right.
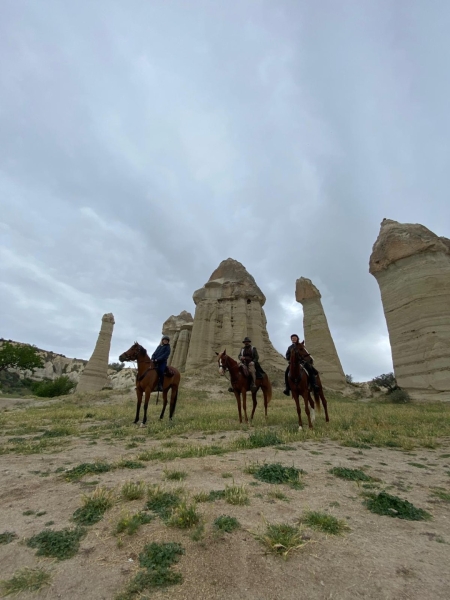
[[76, 313, 115, 392], [185, 258, 285, 371], [295, 277, 346, 390], [162, 311, 194, 372], [370, 219, 450, 401]]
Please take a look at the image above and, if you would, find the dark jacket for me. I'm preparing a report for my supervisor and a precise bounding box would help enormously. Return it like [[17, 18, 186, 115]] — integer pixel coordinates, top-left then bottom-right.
[[285, 343, 296, 361], [239, 346, 259, 363], [152, 344, 170, 363]]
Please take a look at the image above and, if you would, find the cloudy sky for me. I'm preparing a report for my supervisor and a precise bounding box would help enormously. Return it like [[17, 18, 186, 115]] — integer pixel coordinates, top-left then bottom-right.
[[1, 0, 449, 381]]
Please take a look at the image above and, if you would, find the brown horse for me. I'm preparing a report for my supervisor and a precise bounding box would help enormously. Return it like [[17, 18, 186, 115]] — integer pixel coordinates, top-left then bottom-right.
[[288, 341, 329, 430], [119, 342, 181, 426], [217, 350, 272, 424]]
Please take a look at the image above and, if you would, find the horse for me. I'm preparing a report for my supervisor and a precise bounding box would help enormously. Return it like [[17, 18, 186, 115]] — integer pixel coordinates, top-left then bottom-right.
[[288, 341, 329, 430], [217, 350, 272, 424], [119, 342, 181, 426]]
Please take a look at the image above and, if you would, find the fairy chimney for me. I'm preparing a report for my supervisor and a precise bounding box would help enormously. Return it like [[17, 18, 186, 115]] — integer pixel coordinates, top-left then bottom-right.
[[162, 311, 194, 372], [295, 277, 346, 390], [370, 219, 450, 401], [77, 313, 115, 392], [185, 258, 285, 370]]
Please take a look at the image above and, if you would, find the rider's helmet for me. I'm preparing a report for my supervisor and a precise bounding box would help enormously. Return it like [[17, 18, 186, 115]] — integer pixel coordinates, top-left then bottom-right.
[[162, 335, 170, 342]]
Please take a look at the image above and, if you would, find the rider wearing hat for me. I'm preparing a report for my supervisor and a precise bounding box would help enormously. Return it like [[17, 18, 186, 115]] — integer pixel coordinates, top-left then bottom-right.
[[152, 335, 171, 392], [283, 334, 319, 396], [238, 336, 259, 391]]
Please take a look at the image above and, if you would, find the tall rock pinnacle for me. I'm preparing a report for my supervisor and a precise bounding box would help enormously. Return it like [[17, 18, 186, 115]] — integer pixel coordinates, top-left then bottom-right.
[[77, 313, 115, 393], [162, 311, 194, 372], [295, 277, 346, 390], [370, 219, 450, 401], [185, 258, 285, 370]]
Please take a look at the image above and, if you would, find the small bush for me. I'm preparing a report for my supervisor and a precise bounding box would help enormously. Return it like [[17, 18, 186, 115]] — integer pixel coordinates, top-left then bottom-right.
[[224, 483, 249, 505], [27, 527, 86, 560], [0, 531, 17, 545], [167, 501, 200, 529], [115, 511, 153, 535], [330, 467, 372, 482], [64, 461, 112, 482], [146, 487, 181, 520], [193, 490, 225, 503], [32, 376, 76, 397], [364, 491, 431, 520], [301, 511, 349, 535], [370, 373, 397, 393], [0, 567, 51, 595], [163, 469, 187, 481], [117, 459, 146, 470], [251, 463, 304, 487], [387, 389, 411, 404], [72, 487, 115, 525], [109, 362, 124, 372], [345, 374, 353, 384], [214, 515, 240, 533], [257, 523, 304, 557], [121, 481, 146, 501]]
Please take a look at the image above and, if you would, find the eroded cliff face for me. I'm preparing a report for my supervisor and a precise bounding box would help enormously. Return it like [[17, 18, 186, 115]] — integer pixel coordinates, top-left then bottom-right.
[[295, 277, 346, 390], [370, 219, 450, 401], [185, 258, 285, 371], [162, 311, 194, 372], [76, 313, 115, 392]]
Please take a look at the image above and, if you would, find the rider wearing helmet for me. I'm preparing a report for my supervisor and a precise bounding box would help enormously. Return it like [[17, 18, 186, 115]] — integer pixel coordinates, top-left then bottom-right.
[[152, 335, 171, 392]]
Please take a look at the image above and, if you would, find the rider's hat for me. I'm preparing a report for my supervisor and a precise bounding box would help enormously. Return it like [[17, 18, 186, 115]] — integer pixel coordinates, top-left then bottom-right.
[[242, 337, 251, 343], [161, 335, 170, 342]]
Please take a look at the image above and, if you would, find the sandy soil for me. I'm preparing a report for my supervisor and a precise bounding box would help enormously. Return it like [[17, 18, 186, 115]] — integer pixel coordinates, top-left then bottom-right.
[[1, 398, 449, 600]]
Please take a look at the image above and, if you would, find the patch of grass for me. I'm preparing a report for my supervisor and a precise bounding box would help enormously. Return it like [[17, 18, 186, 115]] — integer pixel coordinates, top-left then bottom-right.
[[342, 440, 372, 449], [163, 469, 187, 481], [72, 487, 115, 525], [330, 467, 372, 482], [267, 489, 289, 502], [214, 515, 240, 533], [44, 521, 54, 527], [23, 510, 35, 516], [235, 429, 283, 449], [224, 483, 250, 505], [115, 511, 154, 535], [408, 462, 428, 469], [256, 523, 305, 557], [27, 526, 86, 560], [167, 501, 200, 529], [117, 459, 146, 470], [221, 472, 233, 478], [64, 461, 112, 482], [250, 463, 304, 488], [0, 567, 51, 595], [430, 488, 450, 502], [301, 511, 349, 535], [193, 490, 225, 503], [364, 491, 432, 520], [41, 427, 74, 438], [0, 531, 17, 545], [121, 481, 146, 501], [146, 487, 181, 520]]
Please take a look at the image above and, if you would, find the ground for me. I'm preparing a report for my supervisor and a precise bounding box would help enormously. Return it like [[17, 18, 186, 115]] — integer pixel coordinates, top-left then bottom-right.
[[0, 376, 449, 600]]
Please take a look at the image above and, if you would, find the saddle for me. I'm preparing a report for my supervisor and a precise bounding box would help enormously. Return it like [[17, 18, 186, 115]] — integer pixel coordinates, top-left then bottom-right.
[[165, 366, 176, 378]]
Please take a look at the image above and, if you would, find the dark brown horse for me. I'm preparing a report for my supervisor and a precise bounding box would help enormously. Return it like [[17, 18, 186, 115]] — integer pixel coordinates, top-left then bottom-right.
[[119, 342, 181, 426], [217, 350, 272, 424], [288, 341, 329, 430]]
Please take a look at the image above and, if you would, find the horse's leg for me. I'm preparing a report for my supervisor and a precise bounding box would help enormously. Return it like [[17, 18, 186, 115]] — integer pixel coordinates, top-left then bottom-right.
[[141, 387, 151, 426], [250, 387, 258, 422], [134, 387, 143, 424], [292, 389, 303, 431], [242, 388, 249, 423], [301, 384, 313, 429], [234, 391, 243, 424], [159, 385, 168, 420], [262, 384, 268, 420], [320, 387, 330, 422], [168, 385, 179, 420]]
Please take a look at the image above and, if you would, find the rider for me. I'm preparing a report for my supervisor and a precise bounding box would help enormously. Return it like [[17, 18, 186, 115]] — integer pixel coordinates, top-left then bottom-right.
[[283, 334, 319, 396], [151, 335, 170, 392], [238, 337, 260, 391]]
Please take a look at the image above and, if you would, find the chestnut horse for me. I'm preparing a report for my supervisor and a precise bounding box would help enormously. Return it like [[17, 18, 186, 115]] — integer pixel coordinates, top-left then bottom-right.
[[288, 341, 329, 430], [119, 342, 181, 426], [217, 350, 272, 424]]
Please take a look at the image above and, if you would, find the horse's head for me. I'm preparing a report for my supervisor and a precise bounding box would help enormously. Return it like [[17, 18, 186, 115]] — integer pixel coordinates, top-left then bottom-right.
[[295, 340, 310, 360], [119, 341, 146, 362], [217, 349, 228, 376]]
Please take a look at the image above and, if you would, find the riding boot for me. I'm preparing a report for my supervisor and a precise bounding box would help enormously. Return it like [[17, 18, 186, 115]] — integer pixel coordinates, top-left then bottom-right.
[[157, 375, 164, 392]]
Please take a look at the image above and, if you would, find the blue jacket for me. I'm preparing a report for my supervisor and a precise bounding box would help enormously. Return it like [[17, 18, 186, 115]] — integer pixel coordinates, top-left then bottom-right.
[[152, 344, 170, 363]]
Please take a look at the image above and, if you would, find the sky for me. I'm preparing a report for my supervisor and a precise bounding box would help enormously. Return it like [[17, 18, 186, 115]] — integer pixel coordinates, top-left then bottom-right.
[[1, 0, 449, 381]]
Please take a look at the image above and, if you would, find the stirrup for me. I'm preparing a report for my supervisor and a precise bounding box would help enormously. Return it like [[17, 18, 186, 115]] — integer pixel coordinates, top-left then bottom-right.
[[228, 387, 234, 393]]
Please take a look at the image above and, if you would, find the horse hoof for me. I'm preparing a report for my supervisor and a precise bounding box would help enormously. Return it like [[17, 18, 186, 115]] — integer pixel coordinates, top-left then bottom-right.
[[140, 423, 147, 428]]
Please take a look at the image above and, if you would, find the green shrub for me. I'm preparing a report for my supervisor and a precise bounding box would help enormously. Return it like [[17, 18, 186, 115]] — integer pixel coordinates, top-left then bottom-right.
[[301, 511, 349, 535], [27, 527, 86, 560], [72, 487, 115, 525], [32, 376, 76, 398], [387, 389, 411, 404], [115, 511, 153, 535], [0, 531, 17, 545], [0, 567, 51, 595], [251, 463, 304, 487], [330, 467, 372, 482], [364, 491, 431, 520], [214, 515, 240, 533], [64, 461, 112, 482], [370, 373, 397, 392]]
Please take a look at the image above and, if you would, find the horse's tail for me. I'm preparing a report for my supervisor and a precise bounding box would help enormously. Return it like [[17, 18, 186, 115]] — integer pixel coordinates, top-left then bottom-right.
[[266, 377, 272, 405], [171, 386, 179, 414]]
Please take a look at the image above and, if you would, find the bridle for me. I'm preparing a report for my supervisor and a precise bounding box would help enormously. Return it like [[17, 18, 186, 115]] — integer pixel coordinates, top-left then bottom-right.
[[218, 354, 232, 383]]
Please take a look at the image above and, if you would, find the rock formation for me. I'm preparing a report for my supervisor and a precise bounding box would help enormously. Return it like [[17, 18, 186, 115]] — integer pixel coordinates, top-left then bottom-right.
[[77, 313, 115, 392], [185, 258, 285, 371], [162, 311, 194, 371], [295, 277, 346, 390], [370, 219, 450, 401]]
